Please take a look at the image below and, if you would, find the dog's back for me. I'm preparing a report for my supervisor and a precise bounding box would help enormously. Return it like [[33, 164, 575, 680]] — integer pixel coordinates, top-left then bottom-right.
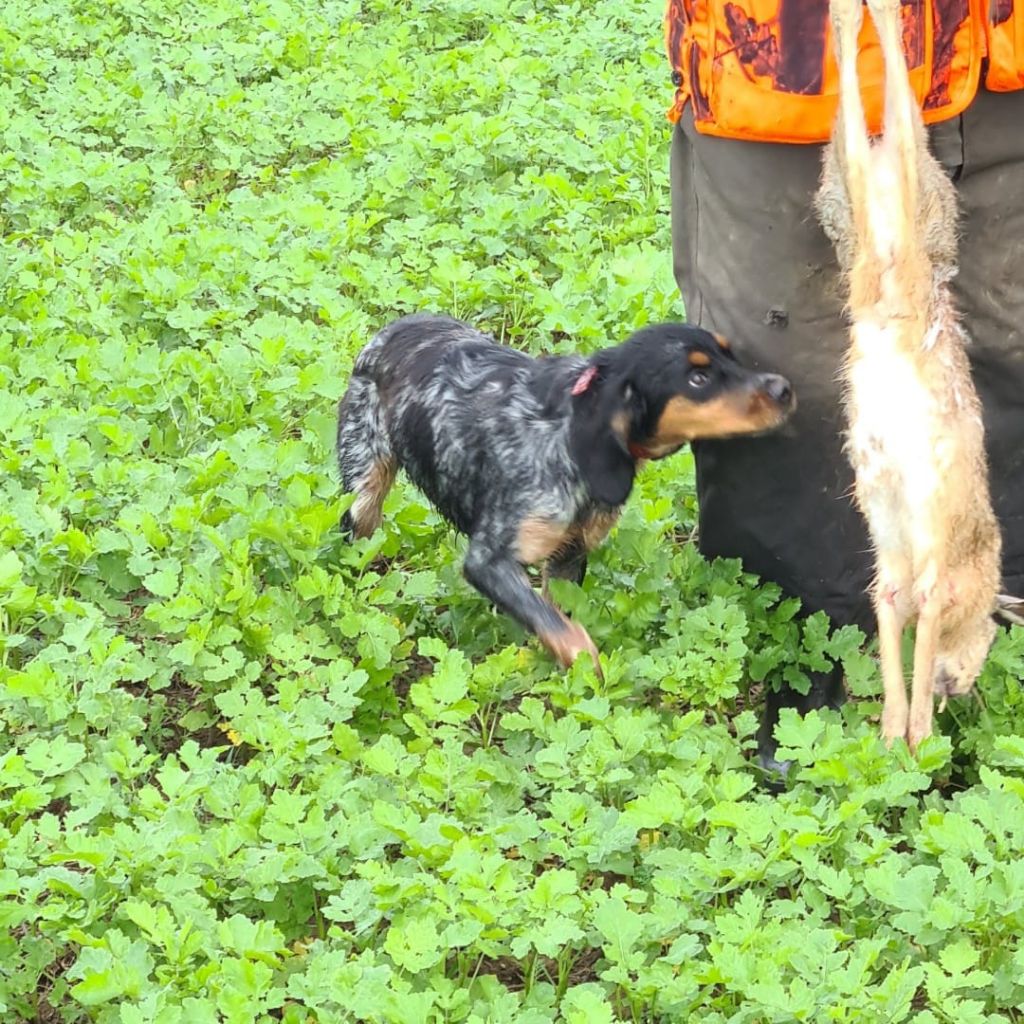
[[352, 313, 513, 393], [816, 0, 1001, 750], [339, 315, 584, 536]]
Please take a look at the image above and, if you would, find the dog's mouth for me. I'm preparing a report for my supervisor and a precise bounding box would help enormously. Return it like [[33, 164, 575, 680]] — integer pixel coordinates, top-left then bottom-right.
[[739, 378, 797, 435], [752, 391, 797, 427], [714, 383, 796, 438]]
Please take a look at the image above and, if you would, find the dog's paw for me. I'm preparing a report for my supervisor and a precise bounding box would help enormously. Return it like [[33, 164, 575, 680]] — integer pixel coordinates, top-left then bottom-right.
[[542, 621, 602, 680]]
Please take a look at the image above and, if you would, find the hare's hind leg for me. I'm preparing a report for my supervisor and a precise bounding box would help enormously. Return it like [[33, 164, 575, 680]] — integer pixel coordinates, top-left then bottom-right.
[[867, 0, 923, 151], [830, 0, 873, 242]]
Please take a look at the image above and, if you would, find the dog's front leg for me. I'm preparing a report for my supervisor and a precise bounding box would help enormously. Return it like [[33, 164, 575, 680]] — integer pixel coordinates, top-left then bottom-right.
[[463, 541, 601, 677]]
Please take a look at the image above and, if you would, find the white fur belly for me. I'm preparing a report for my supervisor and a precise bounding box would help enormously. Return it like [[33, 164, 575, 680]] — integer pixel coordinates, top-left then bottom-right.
[[846, 324, 943, 554]]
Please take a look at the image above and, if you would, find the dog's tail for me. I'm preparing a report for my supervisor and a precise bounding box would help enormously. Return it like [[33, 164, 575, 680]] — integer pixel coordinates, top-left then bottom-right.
[[337, 374, 396, 540]]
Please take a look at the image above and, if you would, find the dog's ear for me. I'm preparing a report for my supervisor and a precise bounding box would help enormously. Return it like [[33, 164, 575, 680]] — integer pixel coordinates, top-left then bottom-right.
[[569, 353, 643, 507]]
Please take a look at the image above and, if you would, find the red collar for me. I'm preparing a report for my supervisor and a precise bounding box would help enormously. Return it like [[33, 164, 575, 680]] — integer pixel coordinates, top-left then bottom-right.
[[628, 442, 653, 461]]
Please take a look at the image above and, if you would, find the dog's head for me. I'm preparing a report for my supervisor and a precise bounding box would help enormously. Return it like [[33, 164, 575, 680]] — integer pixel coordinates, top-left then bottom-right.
[[569, 323, 795, 506]]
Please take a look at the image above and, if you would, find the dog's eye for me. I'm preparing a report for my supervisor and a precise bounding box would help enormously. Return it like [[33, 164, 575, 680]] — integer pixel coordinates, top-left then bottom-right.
[[687, 369, 710, 388]]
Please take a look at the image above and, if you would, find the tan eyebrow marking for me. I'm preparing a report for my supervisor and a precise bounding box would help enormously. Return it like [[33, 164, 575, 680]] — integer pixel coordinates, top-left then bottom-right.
[[688, 350, 712, 367], [712, 332, 731, 351]]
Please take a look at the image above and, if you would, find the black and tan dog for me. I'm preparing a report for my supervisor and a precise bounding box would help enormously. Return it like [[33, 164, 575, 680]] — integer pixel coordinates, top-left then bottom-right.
[[337, 314, 794, 673]]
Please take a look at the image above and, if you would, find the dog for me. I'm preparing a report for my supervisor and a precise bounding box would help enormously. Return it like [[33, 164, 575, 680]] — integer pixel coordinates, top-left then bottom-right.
[[337, 314, 794, 674], [815, 0, 1002, 751]]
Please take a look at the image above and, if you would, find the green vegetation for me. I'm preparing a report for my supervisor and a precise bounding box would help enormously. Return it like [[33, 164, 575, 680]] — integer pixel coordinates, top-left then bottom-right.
[[2, 0, 1024, 1020]]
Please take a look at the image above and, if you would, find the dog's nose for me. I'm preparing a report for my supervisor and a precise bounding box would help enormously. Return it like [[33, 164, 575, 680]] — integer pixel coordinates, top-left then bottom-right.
[[762, 374, 793, 407]]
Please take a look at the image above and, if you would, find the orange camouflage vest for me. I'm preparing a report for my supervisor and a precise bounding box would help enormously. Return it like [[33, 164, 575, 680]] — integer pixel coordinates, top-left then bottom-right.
[[665, 0, 1024, 143]]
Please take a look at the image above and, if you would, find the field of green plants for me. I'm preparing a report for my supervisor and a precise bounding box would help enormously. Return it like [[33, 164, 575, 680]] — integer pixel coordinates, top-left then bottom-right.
[[4, 0, 1024, 1020]]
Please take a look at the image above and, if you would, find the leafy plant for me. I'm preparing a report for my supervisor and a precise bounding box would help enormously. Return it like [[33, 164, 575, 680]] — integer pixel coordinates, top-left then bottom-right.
[[1, 0, 1023, 1021]]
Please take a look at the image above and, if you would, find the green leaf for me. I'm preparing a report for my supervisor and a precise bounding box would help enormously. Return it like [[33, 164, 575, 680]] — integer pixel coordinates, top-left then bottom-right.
[[562, 983, 615, 1024], [23, 735, 86, 777], [593, 897, 644, 963], [939, 940, 980, 976], [0, 551, 24, 590], [384, 915, 443, 973], [71, 969, 124, 1007], [144, 567, 180, 598]]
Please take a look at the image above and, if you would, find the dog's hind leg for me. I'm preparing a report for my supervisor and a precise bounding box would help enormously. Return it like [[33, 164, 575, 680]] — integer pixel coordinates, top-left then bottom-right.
[[337, 376, 397, 540]]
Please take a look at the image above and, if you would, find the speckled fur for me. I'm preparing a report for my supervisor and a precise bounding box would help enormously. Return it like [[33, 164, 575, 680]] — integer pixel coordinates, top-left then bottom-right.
[[337, 313, 794, 673], [815, 0, 1001, 751]]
